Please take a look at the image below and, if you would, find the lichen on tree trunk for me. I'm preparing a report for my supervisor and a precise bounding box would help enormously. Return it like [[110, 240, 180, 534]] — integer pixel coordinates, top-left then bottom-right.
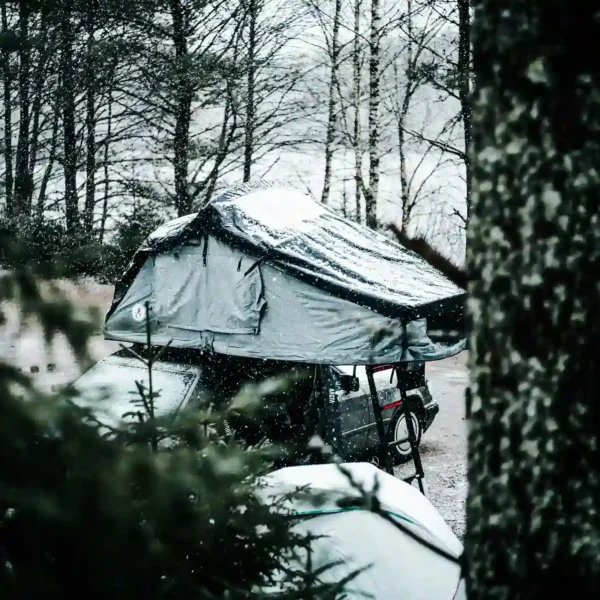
[[466, 2, 600, 599]]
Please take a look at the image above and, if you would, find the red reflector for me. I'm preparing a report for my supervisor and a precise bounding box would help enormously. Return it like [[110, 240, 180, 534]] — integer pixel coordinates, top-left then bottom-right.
[[373, 364, 394, 373], [383, 400, 402, 411]]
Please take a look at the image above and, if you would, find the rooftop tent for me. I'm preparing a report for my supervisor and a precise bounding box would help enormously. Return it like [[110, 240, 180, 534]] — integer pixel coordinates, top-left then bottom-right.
[[104, 181, 466, 364]]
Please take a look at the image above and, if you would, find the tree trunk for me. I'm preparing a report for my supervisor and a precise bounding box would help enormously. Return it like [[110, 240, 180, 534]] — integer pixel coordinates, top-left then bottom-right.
[[365, 0, 380, 230], [36, 93, 60, 220], [1, 3, 14, 216], [83, 1, 97, 233], [169, 0, 192, 217], [37, 73, 61, 219], [100, 71, 114, 244], [466, 2, 600, 599], [14, 0, 32, 218], [398, 122, 409, 231], [457, 0, 471, 225], [60, 0, 78, 233], [352, 0, 362, 223], [397, 0, 413, 232], [320, 0, 342, 204], [202, 82, 236, 206], [341, 179, 348, 217], [242, 0, 257, 183], [28, 14, 51, 211]]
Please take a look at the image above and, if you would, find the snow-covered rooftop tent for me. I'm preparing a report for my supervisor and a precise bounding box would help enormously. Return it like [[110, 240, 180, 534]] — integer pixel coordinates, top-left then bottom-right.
[[104, 181, 466, 365]]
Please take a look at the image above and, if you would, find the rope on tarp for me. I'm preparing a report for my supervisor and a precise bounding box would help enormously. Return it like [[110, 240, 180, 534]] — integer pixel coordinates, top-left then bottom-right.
[[333, 464, 462, 567]]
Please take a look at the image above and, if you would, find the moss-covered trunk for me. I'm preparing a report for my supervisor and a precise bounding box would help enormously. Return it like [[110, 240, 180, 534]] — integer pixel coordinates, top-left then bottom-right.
[[466, 2, 600, 599]]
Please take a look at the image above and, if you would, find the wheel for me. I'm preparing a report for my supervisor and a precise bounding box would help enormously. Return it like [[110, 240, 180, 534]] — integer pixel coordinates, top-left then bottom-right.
[[389, 404, 422, 465]]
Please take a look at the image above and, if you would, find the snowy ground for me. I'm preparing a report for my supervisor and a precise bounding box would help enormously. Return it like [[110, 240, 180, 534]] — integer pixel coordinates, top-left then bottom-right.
[[0, 279, 469, 538]]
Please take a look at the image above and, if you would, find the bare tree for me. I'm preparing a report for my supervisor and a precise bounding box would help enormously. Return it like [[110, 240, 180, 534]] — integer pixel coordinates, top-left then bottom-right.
[[169, 0, 195, 215], [352, 0, 363, 222], [36, 82, 61, 219], [13, 0, 32, 218], [116, 1, 244, 216], [398, 0, 472, 228], [364, 0, 380, 229], [320, 0, 341, 204], [382, 0, 447, 231], [238, 0, 308, 184], [242, 0, 257, 182], [27, 11, 56, 212], [1, 2, 15, 216], [456, 0, 471, 222], [60, 0, 79, 232], [82, 0, 97, 233], [99, 58, 117, 243]]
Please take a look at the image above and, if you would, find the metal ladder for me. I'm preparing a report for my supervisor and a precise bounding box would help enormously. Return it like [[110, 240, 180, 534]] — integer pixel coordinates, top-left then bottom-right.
[[365, 364, 426, 495]]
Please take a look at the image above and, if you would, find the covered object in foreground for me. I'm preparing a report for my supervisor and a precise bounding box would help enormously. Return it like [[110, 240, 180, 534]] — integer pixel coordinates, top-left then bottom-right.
[[257, 462, 466, 599], [104, 181, 466, 365]]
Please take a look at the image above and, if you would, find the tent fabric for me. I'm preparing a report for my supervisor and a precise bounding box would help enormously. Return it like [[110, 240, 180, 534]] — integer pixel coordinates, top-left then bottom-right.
[[256, 463, 465, 599], [109, 181, 465, 321], [104, 181, 466, 364], [198, 182, 465, 321], [105, 243, 465, 364], [152, 238, 266, 335]]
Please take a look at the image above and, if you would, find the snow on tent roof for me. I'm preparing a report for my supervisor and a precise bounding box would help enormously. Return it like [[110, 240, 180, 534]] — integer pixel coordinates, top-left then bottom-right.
[[109, 181, 466, 323]]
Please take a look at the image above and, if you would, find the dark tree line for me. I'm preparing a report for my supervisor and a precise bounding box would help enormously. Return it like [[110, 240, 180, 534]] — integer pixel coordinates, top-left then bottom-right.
[[0, 0, 307, 244], [1, 0, 474, 252]]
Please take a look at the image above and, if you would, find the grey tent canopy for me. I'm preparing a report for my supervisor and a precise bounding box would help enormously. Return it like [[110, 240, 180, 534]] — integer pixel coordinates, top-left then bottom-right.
[[104, 181, 466, 364]]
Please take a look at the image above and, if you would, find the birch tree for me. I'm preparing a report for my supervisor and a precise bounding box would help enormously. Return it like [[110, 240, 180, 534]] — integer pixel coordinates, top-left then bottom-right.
[[378, 0, 472, 234], [238, 0, 308, 184], [351, 0, 362, 222], [384, 0, 446, 231], [320, 0, 341, 204], [302, 0, 346, 205], [364, 0, 380, 229], [466, 1, 600, 598]]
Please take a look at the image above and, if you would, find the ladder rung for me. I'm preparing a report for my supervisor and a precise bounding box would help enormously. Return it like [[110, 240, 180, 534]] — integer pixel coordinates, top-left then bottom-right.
[[389, 435, 418, 448]]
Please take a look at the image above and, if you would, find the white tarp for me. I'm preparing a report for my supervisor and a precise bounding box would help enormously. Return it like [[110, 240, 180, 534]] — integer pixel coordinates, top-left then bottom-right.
[[256, 463, 466, 599]]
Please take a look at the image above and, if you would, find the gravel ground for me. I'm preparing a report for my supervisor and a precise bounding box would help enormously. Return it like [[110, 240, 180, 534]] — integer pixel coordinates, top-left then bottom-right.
[[395, 352, 469, 539], [1, 279, 470, 538]]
